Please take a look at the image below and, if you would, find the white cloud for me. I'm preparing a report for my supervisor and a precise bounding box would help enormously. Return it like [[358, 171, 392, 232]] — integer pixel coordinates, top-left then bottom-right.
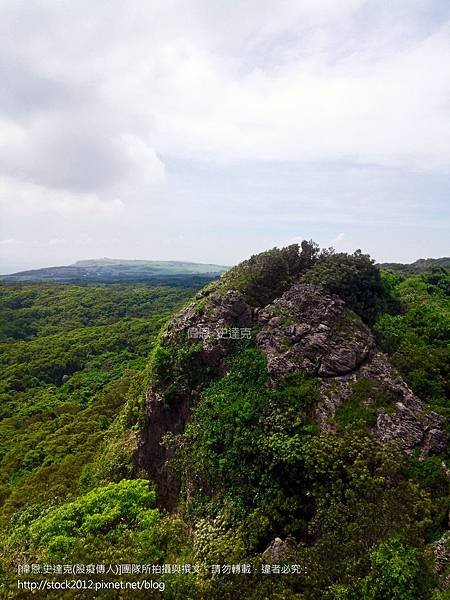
[[115, 134, 165, 190], [0, 1, 449, 268], [1, 1, 449, 185], [0, 238, 25, 245], [144, 25, 450, 169], [0, 176, 124, 217]]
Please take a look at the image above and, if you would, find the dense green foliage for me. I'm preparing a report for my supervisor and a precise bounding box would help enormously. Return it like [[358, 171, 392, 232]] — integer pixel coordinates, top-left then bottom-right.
[[218, 240, 321, 306], [20, 480, 158, 560], [0, 250, 448, 599], [0, 282, 199, 341], [166, 347, 443, 598], [173, 348, 318, 525], [361, 537, 432, 599], [301, 250, 388, 324], [218, 242, 390, 324], [374, 269, 450, 411], [0, 282, 198, 535], [334, 378, 394, 428]]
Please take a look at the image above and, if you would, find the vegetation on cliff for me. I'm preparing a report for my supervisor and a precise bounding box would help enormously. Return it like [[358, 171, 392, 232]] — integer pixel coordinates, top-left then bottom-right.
[[0, 245, 449, 598]]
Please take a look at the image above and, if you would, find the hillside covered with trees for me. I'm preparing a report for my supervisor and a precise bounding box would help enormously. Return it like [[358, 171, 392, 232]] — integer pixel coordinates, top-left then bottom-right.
[[0, 244, 449, 599]]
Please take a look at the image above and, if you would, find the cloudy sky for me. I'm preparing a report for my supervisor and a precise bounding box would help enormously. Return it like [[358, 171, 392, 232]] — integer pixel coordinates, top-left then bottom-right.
[[1, 0, 449, 273]]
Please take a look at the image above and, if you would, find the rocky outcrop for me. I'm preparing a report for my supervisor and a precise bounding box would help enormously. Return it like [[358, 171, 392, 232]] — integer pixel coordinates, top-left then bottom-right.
[[255, 283, 374, 380], [163, 289, 252, 339], [137, 280, 447, 509], [263, 538, 289, 561], [253, 284, 446, 455], [135, 389, 190, 511], [163, 289, 252, 369], [135, 288, 253, 508], [428, 534, 450, 589], [318, 352, 447, 454]]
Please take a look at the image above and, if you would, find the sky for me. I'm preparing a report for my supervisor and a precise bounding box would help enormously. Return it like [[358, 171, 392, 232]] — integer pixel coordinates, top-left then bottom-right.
[[0, 0, 449, 273]]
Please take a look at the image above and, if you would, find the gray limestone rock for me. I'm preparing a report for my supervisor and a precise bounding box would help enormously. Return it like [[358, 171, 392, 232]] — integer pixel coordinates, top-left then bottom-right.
[[256, 283, 374, 380]]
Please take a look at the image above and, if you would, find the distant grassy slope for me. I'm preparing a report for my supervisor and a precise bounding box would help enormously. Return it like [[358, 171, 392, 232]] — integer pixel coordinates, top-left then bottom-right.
[[0, 258, 229, 283], [379, 256, 450, 274]]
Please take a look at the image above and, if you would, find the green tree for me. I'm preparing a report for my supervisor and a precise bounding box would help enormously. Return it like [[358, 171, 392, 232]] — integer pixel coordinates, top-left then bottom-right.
[[362, 537, 434, 599]]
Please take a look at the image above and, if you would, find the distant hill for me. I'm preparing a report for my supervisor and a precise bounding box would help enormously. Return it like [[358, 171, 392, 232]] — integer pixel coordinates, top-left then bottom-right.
[[0, 258, 229, 284], [379, 256, 450, 274]]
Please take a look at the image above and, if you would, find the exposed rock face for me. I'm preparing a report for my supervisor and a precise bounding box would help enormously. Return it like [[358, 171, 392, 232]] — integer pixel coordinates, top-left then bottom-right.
[[263, 538, 289, 561], [135, 389, 189, 511], [164, 289, 252, 339], [318, 352, 447, 454], [135, 289, 253, 508], [429, 534, 450, 589], [254, 284, 446, 455], [163, 289, 252, 369], [255, 284, 374, 380], [137, 280, 447, 509], [434, 536, 449, 574]]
